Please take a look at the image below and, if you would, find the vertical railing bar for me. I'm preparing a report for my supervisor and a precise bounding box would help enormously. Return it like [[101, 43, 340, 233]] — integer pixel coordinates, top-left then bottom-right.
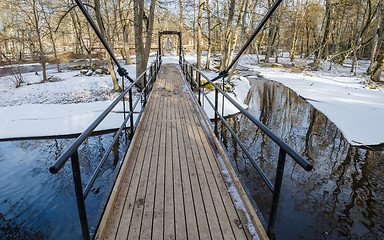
[[267, 148, 287, 239], [129, 88, 134, 140], [71, 150, 90, 240], [144, 71, 148, 106], [214, 88, 218, 136], [198, 72, 201, 105], [121, 75, 128, 143]]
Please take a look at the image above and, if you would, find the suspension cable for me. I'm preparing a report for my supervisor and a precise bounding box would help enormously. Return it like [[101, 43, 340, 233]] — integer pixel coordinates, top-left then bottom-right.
[[73, 0, 134, 83], [202, 0, 283, 86]]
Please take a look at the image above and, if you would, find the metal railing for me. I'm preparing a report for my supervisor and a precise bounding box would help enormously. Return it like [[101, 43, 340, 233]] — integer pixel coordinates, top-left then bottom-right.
[[180, 53, 313, 238], [49, 0, 162, 239], [49, 55, 161, 240]]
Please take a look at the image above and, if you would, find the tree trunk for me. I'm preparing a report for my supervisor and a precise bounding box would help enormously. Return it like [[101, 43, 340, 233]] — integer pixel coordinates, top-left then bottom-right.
[[205, 0, 211, 69], [220, 0, 236, 71], [371, 54, 384, 82], [134, 0, 156, 86], [197, 0, 204, 71], [41, 1, 60, 72], [178, 0, 184, 33], [119, 0, 133, 65], [313, 0, 332, 69], [32, 0, 47, 82], [367, 0, 383, 74], [94, 0, 121, 91]]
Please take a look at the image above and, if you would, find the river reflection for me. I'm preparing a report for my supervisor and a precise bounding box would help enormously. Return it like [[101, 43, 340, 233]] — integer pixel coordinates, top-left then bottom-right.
[[0, 133, 126, 239], [219, 78, 384, 240]]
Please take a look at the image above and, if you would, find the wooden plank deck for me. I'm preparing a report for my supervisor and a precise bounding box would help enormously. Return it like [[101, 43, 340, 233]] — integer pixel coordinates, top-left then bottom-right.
[[95, 64, 267, 240]]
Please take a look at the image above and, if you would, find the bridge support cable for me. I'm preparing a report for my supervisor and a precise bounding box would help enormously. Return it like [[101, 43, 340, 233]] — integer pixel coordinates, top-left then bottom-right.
[[201, 0, 283, 87], [73, 0, 135, 84]]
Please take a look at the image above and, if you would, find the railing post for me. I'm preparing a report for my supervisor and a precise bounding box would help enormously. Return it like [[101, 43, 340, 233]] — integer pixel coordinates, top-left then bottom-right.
[[144, 72, 148, 106], [71, 150, 90, 240], [198, 72, 201, 105], [214, 88, 218, 136], [129, 88, 134, 140], [190, 66, 194, 85], [267, 148, 287, 239]]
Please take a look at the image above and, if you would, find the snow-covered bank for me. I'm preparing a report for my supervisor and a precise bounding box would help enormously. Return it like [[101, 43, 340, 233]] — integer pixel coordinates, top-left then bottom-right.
[[240, 55, 384, 147], [0, 55, 250, 140], [203, 76, 250, 119], [0, 100, 140, 140]]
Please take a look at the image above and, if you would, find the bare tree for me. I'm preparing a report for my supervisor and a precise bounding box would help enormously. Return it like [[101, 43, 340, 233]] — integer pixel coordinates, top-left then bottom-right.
[[134, 0, 156, 86]]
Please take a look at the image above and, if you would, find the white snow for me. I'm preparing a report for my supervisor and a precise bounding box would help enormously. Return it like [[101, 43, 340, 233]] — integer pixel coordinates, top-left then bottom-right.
[[239, 54, 384, 146], [0, 101, 139, 140], [203, 76, 250, 119], [3, 51, 382, 147], [0, 55, 249, 140], [216, 154, 260, 240], [0, 61, 138, 140]]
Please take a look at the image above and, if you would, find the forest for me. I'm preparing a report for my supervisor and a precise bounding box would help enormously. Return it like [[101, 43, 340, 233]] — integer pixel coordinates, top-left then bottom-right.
[[1, 0, 384, 86]]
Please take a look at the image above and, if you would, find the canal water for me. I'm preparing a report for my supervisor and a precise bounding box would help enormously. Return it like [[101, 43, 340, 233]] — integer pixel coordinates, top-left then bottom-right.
[[0, 133, 127, 239], [218, 78, 384, 239]]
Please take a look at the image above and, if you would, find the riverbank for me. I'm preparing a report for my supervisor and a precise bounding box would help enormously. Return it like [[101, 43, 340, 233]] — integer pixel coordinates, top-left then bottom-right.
[[237, 54, 384, 147]]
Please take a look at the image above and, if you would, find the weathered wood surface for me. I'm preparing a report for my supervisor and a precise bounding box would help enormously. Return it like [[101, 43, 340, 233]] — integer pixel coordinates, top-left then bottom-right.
[[96, 64, 266, 240]]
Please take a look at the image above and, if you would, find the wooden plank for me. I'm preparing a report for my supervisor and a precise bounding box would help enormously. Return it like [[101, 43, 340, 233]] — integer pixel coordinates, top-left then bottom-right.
[[97, 64, 267, 240], [170, 82, 188, 240], [125, 93, 165, 240], [114, 82, 163, 240], [183, 92, 251, 239], [182, 68, 269, 240], [178, 93, 224, 239], [164, 88, 175, 240], [173, 84, 200, 239], [151, 95, 167, 239], [180, 93, 242, 240], [138, 94, 165, 240], [100, 80, 162, 240]]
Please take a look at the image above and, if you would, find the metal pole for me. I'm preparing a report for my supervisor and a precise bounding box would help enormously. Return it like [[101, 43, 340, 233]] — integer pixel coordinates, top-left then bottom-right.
[[225, 0, 283, 72], [214, 88, 218, 136], [144, 72, 148, 106], [122, 76, 128, 142], [158, 32, 162, 57], [267, 148, 287, 239], [179, 32, 182, 64], [71, 151, 90, 240], [129, 89, 134, 140], [198, 72, 201, 105], [73, 0, 129, 80], [191, 66, 194, 87]]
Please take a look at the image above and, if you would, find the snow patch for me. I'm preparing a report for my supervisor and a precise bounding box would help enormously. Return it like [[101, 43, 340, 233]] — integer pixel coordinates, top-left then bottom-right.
[[216, 154, 260, 240]]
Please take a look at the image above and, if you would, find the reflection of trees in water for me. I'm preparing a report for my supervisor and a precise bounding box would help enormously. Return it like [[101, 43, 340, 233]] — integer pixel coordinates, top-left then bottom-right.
[[0, 132, 126, 239], [219, 79, 384, 239]]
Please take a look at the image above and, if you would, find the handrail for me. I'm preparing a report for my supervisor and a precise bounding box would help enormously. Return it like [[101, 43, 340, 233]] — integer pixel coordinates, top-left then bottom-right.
[[49, 1, 162, 239], [180, 56, 313, 239], [49, 56, 160, 240], [49, 60, 157, 174], [186, 62, 312, 171]]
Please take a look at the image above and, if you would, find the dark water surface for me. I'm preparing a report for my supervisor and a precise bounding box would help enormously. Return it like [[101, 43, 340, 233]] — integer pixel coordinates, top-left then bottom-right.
[[218, 78, 384, 239], [0, 133, 126, 239]]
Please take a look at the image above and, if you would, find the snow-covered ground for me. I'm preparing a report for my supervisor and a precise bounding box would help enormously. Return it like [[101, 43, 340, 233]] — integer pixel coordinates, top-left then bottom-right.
[[0, 60, 140, 140], [0, 55, 250, 140], [238, 54, 384, 147], [2, 52, 383, 147]]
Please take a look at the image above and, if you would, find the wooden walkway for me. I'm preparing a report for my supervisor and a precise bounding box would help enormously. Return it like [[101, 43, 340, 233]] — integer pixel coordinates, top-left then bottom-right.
[[95, 64, 267, 240]]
